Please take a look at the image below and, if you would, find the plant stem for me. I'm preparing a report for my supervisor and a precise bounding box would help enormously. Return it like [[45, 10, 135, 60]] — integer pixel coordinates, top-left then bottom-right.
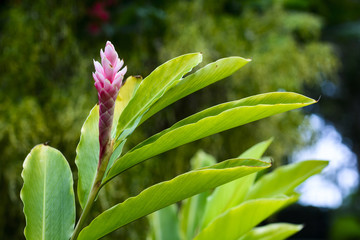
[[71, 141, 113, 240], [71, 181, 100, 240]]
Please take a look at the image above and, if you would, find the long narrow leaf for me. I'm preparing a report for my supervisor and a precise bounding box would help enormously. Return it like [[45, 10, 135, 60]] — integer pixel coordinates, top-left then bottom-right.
[[111, 76, 143, 138], [108, 76, 142, 169], [245, 160, 328, 200], [78, 158, 271, 240], [115, 53, 203, 144], [141, 57, 250, 123], [179, 151, 217, 239], [239, 223, 303, 240], [194, 196, 297, 240], [240, 138, 274, 159], [105, 92, 315, 182], [199, 138, 273, 230], [21, 145, 75, 240], [75, 105, 99, 209]]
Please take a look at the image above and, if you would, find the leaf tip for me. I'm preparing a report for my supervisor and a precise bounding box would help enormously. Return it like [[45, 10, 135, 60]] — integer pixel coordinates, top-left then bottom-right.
[[297, 224, 305, 231], [316, 95, 322, 102], [198, 52, 204, 61]]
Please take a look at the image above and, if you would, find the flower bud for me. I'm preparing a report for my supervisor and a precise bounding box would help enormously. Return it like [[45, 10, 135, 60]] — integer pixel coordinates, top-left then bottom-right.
[[93, 41, 127, 160]]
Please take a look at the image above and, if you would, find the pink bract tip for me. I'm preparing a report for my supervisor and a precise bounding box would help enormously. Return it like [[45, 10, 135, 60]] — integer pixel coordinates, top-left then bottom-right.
[[92, 41, 127, 161]]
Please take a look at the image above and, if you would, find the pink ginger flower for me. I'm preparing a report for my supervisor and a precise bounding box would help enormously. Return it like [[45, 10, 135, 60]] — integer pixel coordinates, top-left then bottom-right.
[[93, 41, 127, 160]]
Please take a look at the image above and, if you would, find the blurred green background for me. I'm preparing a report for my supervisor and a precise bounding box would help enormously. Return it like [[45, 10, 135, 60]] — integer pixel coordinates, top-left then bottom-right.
[[0, 0, 359, 239]]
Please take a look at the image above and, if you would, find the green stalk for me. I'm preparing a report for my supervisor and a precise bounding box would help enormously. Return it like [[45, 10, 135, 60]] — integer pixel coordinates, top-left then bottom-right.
[[71, 140, 114, 240]]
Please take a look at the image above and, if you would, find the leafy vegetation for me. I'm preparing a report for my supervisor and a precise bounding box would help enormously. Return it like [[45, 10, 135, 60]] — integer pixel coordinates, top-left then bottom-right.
[[147, 141, 328, 240], [21, 50, 319, 239], [0, 0, 350, 239]]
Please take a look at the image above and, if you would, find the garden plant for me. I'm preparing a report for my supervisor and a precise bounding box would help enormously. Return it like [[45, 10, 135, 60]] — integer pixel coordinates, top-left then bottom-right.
[[20, 41, 326, 239], [148, 141, 327, 240]]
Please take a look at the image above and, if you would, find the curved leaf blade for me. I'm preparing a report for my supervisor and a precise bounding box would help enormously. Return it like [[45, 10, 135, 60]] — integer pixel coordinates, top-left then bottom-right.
[[20, 145, 75, 240], [194, 196, 297, 240], [108, 76, 143, 168], [115, 53, 203, 143], [239, 223, 303, 240], [111, 76, 143, 138], [141, 57, 250, 123], [179, 151, 217, 239], [75, 77, 141, 209], [239, 138, 274, 159], [106, 92, 315, 182], [75, 105, 99, 209], [78, 158, 271, 240], [200, 138, 273, 229], [245, 160, 329, 200]]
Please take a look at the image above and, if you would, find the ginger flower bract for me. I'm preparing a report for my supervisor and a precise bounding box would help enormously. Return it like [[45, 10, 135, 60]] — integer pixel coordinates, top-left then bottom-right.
[[93, 41, 127, 160]]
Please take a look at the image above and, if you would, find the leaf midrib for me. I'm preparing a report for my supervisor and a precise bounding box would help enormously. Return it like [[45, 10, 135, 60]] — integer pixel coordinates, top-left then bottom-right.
[[42, 155, 46, 240]]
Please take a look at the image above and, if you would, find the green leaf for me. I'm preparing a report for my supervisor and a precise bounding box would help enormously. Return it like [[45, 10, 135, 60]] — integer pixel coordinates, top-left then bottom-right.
[[179, 151, 216, 239], [108, 76, 143, 169], [141, 57, 250, 124], [245, 160, 329, 200], [105, 92, 315, 183], [148, 205, 181, 240], [75, 105, 99, 209], [75, 77, 141, 209], [20, 145, 75, 240], [78, 158, 271, 240], [239, 138, 274, 159], [239, 223, 303, 240], [115, 53, 203, 144], [194, 196, 298, 240], [111, 76, 143, 138], [199, 138, 273, 230]]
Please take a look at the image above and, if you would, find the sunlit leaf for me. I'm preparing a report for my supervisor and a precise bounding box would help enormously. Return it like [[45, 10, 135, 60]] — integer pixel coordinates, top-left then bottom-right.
[[245, 160, 329, 200], [111, 76, 143, 138], [21, 145, 75, 240], [78, 158, 271, 240], [141, 57, 250, 123], [105, 92, 315, 183], [75, 105, 99, 209], [179, 151, 217, 239], [194, 196, 297, 240], [238, 223, 303, 240], [115, 53, 203, 145], [200, 138, 273, 229], [240, 138, 274, 159]]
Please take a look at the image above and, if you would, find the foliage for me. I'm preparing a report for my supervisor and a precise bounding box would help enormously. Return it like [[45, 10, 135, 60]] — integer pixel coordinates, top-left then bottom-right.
[[0, 0, 343, 239], [20, 50, 317, 240], [285, 1, 360, 232], [21, 145, 75, 240], [156, 0, 338, 163], [0, 1, 93, 238], [147, 141, 328, 240]]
